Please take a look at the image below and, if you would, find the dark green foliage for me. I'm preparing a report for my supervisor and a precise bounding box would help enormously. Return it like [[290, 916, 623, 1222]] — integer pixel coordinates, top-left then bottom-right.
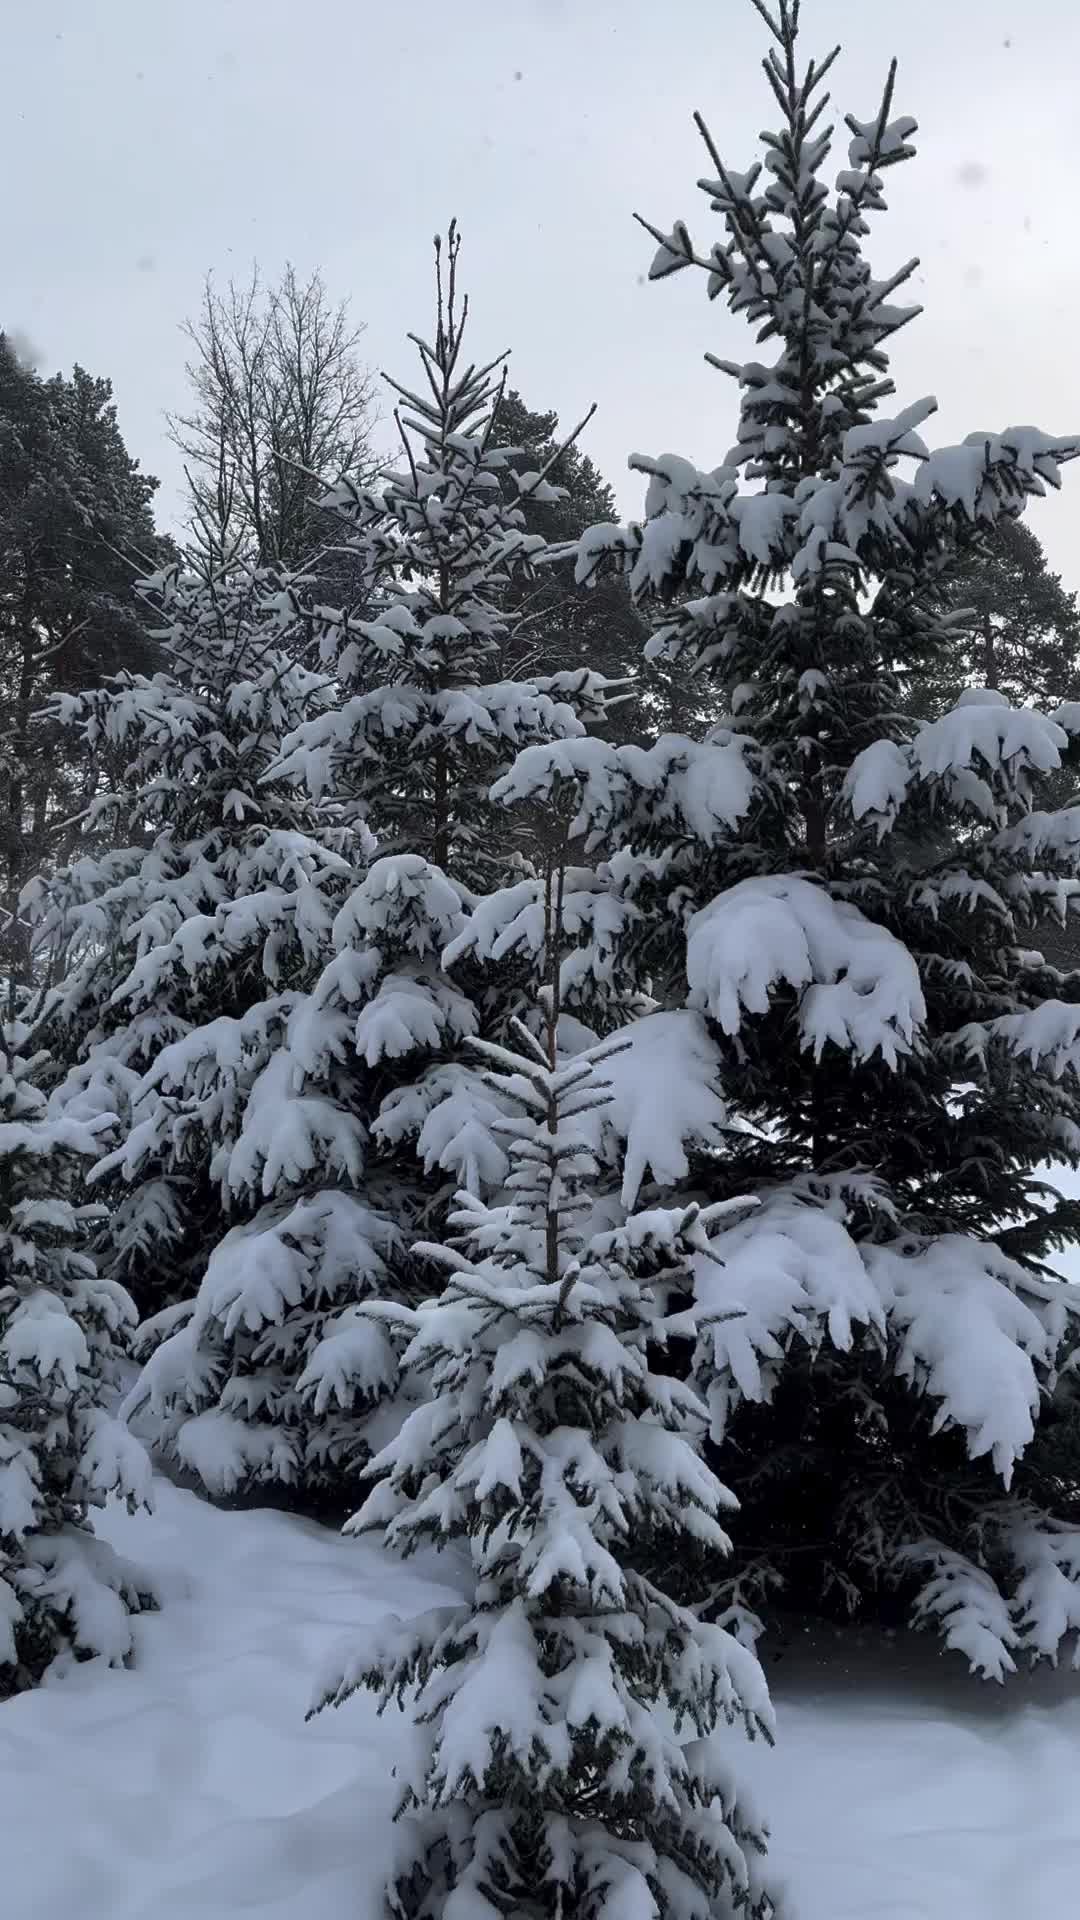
[[0, 333, 169, 990], [492, 388, 719, 741], [492, 389, 647, 720], [922, 518, 1080, 716], [528, 0, 1080, 1670]]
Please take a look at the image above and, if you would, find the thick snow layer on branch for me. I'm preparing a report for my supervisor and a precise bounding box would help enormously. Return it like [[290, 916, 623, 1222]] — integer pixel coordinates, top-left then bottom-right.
[[491, 730, 759, 847], [442, 870, 638, 1012], [581, 1010, 731, 1206], [691, 1187, 885, 1438], [193, 1195, 390, 1343], [570, 409, 1080, 608], [842, 738, 914, 834], [845, 696, 1069, 834], [687, 875, 925, 1064], [994, 809, 1080, 868], [913, 699, 1066, 785], [218, 1050, 366, 1200], [915, 428, 1080, 517], [953, 1001, 1080, 1083], [898, 1540, 1022, 1682], [333, 855, 464, 956], [868, 1237, 1066, 1483], [374, 1063, 510, 1197], [353, 972, 478, 1068], [690, 1178, 1070, 1491]]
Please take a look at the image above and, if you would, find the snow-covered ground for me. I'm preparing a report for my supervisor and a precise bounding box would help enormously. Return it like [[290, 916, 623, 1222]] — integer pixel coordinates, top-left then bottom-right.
[[1, 1482, 464, 1920], [6, 1477, 1080, 1919]]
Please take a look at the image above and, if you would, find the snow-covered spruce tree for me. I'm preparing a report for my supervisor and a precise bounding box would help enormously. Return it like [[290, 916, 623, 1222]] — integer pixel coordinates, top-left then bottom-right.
[[310, 865, 776, 1920], [28, 547, 364, 1323], [26, 552, 402, 1509], [492, 0, 1080, 1676], [100, 233, 623, 1514], [267, 226, 620, 1238], [0, 1017, 154, 1696]]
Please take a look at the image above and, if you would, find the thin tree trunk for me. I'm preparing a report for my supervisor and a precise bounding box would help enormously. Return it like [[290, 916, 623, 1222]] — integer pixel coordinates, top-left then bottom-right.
[[982, 617, 998, 690]]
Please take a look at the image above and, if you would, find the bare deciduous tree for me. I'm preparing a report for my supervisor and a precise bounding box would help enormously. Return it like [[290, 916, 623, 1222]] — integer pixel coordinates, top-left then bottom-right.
[[169, 265, 379, 569]]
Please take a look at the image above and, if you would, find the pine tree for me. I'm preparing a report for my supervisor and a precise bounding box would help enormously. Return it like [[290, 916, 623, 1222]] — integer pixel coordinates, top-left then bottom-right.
[[309, 864, 777, 1920], [919, 517, 1080, 718], [491, 0, 1080, 1676], [0, 1016, 154, 1696], [491, 389, 648, 725], [0, 335, 169, 994], [27, 550, 395, 1513]]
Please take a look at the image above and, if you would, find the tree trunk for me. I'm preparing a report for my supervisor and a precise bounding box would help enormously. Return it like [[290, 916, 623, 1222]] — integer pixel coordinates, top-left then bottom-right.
[[982, 616, 998, 691]]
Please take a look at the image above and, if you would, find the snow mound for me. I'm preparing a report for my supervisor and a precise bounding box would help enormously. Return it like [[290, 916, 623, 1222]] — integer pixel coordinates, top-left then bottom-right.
[[5, 1478, 1080, 1918], [741, 1631, 1080, 1920], [0, 1477, 463, 1920]]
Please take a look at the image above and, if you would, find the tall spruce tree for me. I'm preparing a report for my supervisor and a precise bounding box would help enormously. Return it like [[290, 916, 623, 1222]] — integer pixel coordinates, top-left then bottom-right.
[[116, 231, 626, 1508], [491, 0, 1080, 1674], [264, 227, 621, 1219], [309, 864, 777, 1920], [0, 1016, 154, 1696]]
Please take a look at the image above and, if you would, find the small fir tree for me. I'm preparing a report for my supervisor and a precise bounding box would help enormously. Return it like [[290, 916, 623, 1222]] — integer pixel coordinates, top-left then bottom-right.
[[276, 226, 613, 880], [309, 863, 777, 1920], [493, 0, 1080, 1674], [0, 1018, 154, 1696]]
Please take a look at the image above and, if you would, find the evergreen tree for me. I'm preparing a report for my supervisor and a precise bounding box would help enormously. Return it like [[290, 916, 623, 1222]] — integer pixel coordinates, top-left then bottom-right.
[[491, 389, 648, 724], [919, 517, 1080, 717], [35, 548, 405, 1507], [99, 232, 621, 1512], [265, 228, 619, 1232], [309, 870, 777, 1920], [0, 336, 168, 992], [28, 550, 366, 1343], [0, 1017, 154, 1696], [493, 0, 1080, 1675]]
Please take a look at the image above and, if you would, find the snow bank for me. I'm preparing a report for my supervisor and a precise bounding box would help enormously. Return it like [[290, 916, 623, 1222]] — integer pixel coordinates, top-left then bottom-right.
[[5, 1479, 1080, 1918], [742, 1628, 1080, 1920], [1, 1478, 464, 1920]]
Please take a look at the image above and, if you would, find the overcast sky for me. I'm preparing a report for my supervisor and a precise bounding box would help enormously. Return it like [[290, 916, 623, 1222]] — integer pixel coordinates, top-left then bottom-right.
[[6, 0, 1080, 583]]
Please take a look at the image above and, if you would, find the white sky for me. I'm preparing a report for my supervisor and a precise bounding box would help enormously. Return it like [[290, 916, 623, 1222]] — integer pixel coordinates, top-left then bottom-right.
[[6, 0, 1080, 581]]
